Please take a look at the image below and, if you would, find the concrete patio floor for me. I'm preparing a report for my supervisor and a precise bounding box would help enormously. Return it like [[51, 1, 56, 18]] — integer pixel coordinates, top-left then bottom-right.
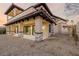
[[0, 34, 79, 56]]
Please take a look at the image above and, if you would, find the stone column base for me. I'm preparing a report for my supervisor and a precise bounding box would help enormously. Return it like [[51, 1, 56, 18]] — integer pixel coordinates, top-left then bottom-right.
[[35, 32, 43, 42]]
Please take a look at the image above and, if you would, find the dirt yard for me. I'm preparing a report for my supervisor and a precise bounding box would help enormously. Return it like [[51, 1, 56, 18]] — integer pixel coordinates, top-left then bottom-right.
[[0, 34, 79, 56]]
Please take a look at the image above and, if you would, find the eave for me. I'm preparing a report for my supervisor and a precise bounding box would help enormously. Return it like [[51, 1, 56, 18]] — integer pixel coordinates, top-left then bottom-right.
[[5, 10, 56, 26], [34, 3, 67, 22]]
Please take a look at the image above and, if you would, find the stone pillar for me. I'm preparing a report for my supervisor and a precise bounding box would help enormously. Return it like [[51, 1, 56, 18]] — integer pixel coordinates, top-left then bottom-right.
[[35, 16, 43, 41]]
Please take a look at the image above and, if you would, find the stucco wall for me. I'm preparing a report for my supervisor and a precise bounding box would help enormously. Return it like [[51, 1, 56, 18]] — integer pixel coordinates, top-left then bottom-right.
[[53, 20, 68, 34]]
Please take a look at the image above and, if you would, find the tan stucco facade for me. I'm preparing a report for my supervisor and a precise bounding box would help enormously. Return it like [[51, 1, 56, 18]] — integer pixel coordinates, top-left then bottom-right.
[[6, 16, 50, 40]]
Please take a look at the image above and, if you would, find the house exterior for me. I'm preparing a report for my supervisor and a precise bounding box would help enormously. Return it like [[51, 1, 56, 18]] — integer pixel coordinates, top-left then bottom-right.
[[5, 3, 67, 41]]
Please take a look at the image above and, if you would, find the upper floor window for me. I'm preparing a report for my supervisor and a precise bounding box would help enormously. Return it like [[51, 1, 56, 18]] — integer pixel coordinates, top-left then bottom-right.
[[5, 4, 24, 17], [7, 16, 13, 19]]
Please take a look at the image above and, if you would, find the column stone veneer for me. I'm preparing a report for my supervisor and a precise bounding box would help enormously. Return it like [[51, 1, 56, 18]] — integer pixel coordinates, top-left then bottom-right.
[[35, 16, 43, 41]]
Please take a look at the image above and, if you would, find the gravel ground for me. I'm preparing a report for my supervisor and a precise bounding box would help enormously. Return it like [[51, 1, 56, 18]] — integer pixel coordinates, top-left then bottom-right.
[[0, 34, 79, 56]]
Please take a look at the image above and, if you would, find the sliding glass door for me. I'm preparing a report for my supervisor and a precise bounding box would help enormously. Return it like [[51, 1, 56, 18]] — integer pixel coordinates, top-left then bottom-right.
[[23, 25, 35, 35]]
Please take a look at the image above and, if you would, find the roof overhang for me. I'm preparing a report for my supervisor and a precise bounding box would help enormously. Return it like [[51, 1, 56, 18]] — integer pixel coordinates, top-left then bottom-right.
[[5, 3, 67, 26], [34, 3, 67, 21], [5, 10, 56, 26]]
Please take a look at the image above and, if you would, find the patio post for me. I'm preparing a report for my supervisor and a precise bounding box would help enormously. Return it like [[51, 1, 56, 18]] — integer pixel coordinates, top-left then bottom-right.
[[18, 21, 24, 37], [35, 16, 43, 41]]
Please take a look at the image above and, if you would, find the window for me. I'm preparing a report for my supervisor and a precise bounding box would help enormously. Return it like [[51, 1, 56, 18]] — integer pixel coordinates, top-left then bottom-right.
[[23, 26, 31, 35], [24, 26, 29, 34], [23, 25, 35, 35], [49, 24, 51, 33], [32, 25, 35, 35], [7, 16, 13, 20]]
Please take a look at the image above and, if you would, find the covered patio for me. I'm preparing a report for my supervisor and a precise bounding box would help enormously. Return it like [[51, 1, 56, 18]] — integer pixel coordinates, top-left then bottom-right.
[[5, 3, 66, 41]]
